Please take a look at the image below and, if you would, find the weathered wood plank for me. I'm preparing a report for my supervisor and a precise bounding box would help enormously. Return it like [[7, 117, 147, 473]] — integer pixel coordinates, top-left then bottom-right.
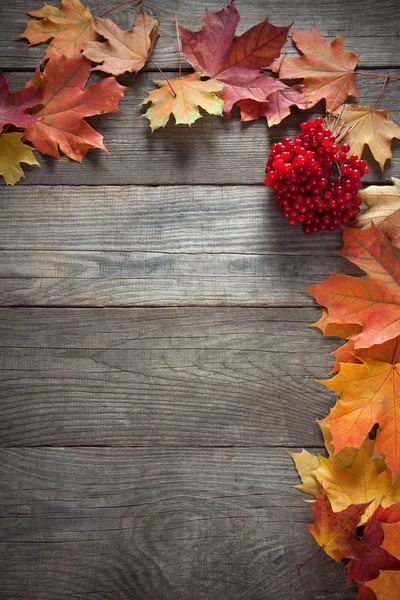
[[1, 72, 399, 186], [0, 447, 355, 599], [1, 0, 399, 70], [0, 307, 340, 446], [0, 185, 347, 255], [0, 249, 358, 306]]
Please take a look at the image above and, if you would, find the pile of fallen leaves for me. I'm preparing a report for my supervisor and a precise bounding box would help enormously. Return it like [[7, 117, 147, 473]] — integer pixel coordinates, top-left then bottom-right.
[[1, 1, 400, 598]]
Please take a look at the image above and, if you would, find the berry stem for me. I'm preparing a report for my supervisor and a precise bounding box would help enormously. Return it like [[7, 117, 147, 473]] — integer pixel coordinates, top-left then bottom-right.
[[174, 14, 182, 79], [148, 58, 176, 96], [356, 71, 400, 81], [97, 0, 141, 20], [374, 76, 389, 108]]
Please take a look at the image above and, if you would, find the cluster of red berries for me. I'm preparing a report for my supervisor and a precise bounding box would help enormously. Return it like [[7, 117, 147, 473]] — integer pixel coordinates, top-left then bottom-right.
[[264, 117, 369, 233]]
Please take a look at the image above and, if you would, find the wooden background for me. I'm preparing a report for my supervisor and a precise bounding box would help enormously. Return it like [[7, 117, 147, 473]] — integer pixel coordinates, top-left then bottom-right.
[[0, 1, 399, 598]]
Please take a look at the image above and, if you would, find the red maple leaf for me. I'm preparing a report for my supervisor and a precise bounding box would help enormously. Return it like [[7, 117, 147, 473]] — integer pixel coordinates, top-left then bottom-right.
[[0, 72, 43, 131], [24, 55, 127, 162], [179, 0, 290, 114]]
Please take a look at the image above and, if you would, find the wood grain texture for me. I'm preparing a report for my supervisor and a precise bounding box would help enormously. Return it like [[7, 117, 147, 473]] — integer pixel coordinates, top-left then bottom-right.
[[1, 72, 399, 186], [0, 447, 355, 600], [0, 307, 339, 446], [1, 0, 399, 70], [0, 249, 357, 306], [0, 185, 347, 255]]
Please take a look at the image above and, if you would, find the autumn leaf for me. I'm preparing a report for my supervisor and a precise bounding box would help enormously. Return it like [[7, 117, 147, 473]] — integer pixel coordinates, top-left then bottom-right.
[[307, 491, 371, 562], [83, 8, 159, 76], [314, 444, 400, 521], [239, 84, 309, 126], [270, 27, 359, 112], [320, 356, 400, 474], [348, 506, 400, 584], [142, 73, 224, 131], [179, 1, 290, 114], [355, 178, 400, 248], [0, 72, 43, 131], [309, 225, 400, 350], [364, 571, 400, 600], [0, 133, 40, 185], [21, 0, 97, 59], [287, 449, 321, 496], [382, 521, 400, 561], [23, 54, 127, 162], [358, 583, 377, 600], [335, 104, 400, 171]]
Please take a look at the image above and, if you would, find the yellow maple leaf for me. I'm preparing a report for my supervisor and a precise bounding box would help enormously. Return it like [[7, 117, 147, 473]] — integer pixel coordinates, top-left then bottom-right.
[[142, 73, 224, 131], [355, 178, 400, 249], [336, 104, 400, 171], [287, 449, 321, 496], [315, 444, 400, 522], [0, 133, 40, 185], [21, 0, 97, 58]]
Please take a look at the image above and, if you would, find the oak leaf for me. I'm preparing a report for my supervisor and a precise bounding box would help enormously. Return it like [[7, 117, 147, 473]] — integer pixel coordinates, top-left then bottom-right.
[[0, 133, 40, 185], [83, 9, 159, 76], [309, 225, 400, 350], [23, 54, 127, 162], [270, 27, 359, 112], [364, 571, 400, 600], [355, 178, 400, 248], [179, 1, 290, 114], [21, 0, 97, 59], [320, 357, 400, 474], [307, 491, 371, 562], [142, 73, 224, 131], [314, 444, 400, 522], [0, 72, 43, 131], [239, 84, 308, 126], [337, 104, 400, 171]]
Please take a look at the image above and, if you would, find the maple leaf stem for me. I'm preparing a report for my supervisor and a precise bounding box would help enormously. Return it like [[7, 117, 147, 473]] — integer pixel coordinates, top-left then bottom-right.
[[148, 58, 176, 96], [174, 14, 182, 79], [374, 76, 389, 108], [356, 71, 400, 81], [97, 0, 142, 20], [296, 546, 323, 569]]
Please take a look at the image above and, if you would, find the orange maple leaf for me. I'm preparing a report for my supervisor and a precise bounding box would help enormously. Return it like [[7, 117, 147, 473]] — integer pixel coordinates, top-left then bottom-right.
[[355, 178, 400, 249], [382, 521, 400, 561], [83, 8, 159, 76], [309, 225, 400, 350], [21, 0, 97, 59], [23, 54, 127, 162], [364, 571, 400, 600], [270, 27, 359, 112], [335, 104, 400, 171], [307, 491, 371, 562], [142, 73, 224, 131], [319, 356, 400, 474]]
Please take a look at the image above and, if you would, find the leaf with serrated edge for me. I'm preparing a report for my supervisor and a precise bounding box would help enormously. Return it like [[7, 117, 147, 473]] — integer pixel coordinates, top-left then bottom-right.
[[24, 54, 127, 162], [142, 73, 224, 131], [0, 72, 43, 131], [309, 226, 400, 350], [21, 0, 97, 58], [336, 104, 400, 171], [0, 133, 39, 185], [365, 571, 400, 600], [83, 9, 159, 76], [355, 178, 400, 248], [270, 27, 359, 111]]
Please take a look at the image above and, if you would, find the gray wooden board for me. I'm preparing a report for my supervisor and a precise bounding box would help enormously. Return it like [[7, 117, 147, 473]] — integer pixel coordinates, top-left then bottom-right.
[[0, 71, 399, 186], [1, 0, 399, 70], [0, 307, 340, 446], [0, 447, 355, 600]]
